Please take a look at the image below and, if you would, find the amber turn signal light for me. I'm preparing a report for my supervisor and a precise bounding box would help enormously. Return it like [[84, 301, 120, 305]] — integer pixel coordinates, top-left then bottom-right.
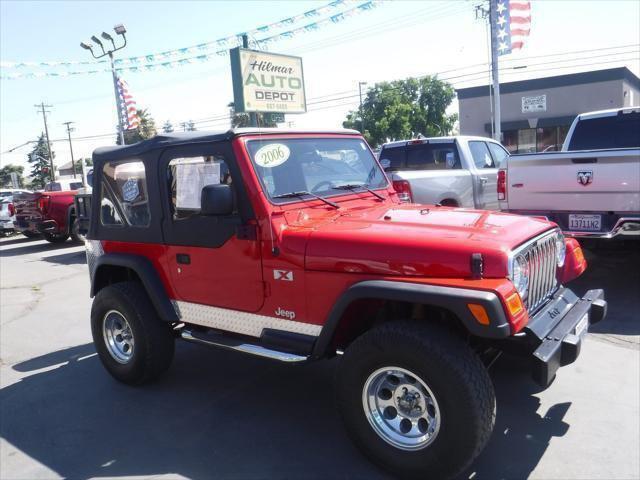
[[468, 303, 490, 325], [506, 292, 524, 317]]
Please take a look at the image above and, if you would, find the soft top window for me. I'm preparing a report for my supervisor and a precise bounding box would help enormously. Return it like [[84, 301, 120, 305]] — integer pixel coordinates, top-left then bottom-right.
[[100, 160, 150, 227]]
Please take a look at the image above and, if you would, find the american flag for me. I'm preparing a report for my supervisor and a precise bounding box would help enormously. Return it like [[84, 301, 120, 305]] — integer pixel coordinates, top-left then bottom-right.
[[116, 77, 140, 130], [493, 0, 531, 56]]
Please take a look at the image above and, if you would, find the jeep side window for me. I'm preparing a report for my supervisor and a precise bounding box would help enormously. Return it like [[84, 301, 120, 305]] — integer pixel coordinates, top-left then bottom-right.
[[405, 143, 460, 171], [167, 155, 235, 220], [100, 160, 150, 227], [468, 141, 495, 169]]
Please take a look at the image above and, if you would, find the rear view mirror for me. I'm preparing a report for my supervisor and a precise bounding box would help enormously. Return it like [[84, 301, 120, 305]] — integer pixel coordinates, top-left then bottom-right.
[[201, 184, 233, 216]]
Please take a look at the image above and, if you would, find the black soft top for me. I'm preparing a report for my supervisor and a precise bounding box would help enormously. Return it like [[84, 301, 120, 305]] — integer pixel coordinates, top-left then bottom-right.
[[92, 128, 360, 163]]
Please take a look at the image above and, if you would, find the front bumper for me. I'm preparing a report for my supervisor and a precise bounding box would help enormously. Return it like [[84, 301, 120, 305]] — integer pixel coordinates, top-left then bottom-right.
[[524, 287, 606, 386]]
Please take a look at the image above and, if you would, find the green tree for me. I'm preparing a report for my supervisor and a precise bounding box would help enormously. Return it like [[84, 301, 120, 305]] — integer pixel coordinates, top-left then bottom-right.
[[73, 158, 92, 173], [117, 108, 157, 145], [0, 164, 25, 188], [162, 120, 174, 133], [186, 120, 196, 131], [27, 134, 54, 189], [228, 102, 277, 128], [343, 76, 457, 148]]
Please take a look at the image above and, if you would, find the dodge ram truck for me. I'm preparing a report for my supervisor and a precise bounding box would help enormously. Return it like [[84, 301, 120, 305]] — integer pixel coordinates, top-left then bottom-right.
[[499, 106, 640, 239], [83, 128, 605, 479]]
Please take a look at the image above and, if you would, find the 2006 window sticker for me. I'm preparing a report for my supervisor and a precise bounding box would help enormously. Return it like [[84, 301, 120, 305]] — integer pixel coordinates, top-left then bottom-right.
[[254, 143, 290, 168]]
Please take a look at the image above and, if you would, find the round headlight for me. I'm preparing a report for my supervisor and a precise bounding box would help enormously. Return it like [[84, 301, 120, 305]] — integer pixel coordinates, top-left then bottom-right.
[[512, 255, 529, 298], [555, 232, 566, 267]]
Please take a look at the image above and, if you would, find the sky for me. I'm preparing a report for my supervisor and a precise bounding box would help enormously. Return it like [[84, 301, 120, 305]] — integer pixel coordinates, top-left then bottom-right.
[[1, 0, 639, 173]]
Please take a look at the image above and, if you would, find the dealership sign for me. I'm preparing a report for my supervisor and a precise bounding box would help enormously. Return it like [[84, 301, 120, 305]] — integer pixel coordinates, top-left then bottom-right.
[[522, 94, 547, 113], [230, 47, 306, 114]]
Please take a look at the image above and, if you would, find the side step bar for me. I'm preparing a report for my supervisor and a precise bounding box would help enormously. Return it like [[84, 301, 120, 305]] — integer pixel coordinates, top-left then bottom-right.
[[181, 329, 309, 363]]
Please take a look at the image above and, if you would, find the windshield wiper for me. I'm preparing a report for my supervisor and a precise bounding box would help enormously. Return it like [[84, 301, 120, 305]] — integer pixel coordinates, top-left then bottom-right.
[[272, 191, 339, 209], [331, 183, 385, 201]]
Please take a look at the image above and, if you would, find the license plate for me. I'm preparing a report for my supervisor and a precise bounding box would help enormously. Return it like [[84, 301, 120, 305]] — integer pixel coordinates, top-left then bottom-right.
[[568, 214, 601, 231], [574, 313, 589, 337]]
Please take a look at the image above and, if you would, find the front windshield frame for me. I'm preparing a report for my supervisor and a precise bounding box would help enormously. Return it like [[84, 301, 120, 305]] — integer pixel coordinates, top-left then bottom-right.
[[244, 136, 389, 205]]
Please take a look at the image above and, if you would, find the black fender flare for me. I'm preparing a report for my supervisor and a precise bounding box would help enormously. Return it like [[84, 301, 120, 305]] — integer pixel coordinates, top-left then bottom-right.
[[311, 280, 511, 358], [91, 253, 179, 323]]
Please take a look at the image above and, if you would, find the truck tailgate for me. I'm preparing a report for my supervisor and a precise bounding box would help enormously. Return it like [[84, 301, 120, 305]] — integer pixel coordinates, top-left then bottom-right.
[[13, 192, 44, 222], [506, 149, 640, 212]]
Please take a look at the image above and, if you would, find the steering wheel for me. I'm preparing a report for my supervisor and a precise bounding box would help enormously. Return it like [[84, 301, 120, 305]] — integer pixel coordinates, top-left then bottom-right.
[[311, 181, 334, 193]]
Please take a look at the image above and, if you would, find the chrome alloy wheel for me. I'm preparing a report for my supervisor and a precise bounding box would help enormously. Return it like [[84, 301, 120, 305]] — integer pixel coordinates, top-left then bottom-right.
[[362, 366, 441, 450], [102, 310, 135, 364]]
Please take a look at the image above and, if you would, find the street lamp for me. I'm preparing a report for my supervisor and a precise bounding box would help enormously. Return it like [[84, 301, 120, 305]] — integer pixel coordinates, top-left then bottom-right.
[[80, 24, 128, 145], [358, 81, 368, 134]]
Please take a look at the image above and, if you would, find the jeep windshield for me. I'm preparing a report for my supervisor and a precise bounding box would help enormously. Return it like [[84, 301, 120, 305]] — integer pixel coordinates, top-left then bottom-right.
[[245, 137, 387, 204]]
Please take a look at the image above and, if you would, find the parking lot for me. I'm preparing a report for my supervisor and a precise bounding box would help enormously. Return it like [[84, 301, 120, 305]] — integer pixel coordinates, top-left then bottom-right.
[[1, 235, 638, 480]]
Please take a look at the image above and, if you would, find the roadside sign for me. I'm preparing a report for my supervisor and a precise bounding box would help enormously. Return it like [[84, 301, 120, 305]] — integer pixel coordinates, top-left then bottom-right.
[[264, 112, 285, 124], [522, 94, 546, 113], [230, 47, 306, 114]]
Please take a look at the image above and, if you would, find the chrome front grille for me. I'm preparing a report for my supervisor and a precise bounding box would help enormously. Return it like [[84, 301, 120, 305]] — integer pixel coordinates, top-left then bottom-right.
[[519, 232, 559, 313]]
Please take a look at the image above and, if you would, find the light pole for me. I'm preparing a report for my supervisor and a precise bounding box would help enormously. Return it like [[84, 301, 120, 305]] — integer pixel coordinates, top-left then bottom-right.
[[358, 81, 367, 134], [62, 121, 76, 178], [80, 24, 127, 145]]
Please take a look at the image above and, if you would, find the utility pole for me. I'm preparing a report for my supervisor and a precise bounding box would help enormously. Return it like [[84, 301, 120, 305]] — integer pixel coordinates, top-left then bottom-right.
[[358, 81, 367, 134], [35, 102, 56, 181], [62, 121, 77, 178], [489, 0, 502, 142], [242, 34, 259, 128]]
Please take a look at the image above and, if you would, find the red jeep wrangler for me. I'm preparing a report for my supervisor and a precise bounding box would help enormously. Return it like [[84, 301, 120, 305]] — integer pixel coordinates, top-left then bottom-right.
[[84, 129, 606, 479]]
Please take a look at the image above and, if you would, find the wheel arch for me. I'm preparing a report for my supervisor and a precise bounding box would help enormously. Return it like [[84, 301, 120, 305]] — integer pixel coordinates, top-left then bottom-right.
[[91, 253, 179, 323], [311, 280, 511, 359]]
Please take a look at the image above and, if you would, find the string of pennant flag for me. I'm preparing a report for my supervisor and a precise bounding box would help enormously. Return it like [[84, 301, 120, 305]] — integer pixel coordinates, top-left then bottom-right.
[[0, 0, 380, 80]]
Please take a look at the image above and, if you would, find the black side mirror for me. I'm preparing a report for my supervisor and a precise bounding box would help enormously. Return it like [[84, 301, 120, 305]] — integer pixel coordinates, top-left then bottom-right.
[[201, 184, 233, 216]]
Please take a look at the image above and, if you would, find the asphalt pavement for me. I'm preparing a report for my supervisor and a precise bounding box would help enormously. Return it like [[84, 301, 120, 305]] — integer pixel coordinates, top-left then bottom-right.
[[1, 235, 638, 480]]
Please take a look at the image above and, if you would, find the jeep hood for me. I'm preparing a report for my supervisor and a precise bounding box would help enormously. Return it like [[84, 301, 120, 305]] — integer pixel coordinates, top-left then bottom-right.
[[302, 205, 554, 278]]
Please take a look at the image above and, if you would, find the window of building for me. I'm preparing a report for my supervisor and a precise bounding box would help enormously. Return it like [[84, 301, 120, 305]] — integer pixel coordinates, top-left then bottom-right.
[[517, 129, 537, 153], [101, 160, 150, 227], [503, 130, 518, 153], [536, 127, 559, 152], [167, 155, 233, 219]]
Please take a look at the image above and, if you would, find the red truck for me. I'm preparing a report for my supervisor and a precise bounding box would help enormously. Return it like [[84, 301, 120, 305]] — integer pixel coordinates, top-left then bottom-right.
[[83, 129, 606, 479], [13, 186, 83, 243]]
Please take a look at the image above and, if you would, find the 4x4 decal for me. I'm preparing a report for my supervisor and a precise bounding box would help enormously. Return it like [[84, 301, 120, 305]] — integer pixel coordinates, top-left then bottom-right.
[[273, 269, 294, 281]]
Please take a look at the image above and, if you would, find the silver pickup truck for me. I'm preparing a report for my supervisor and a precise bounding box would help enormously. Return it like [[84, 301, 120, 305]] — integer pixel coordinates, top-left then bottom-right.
[[499, 107, 639, 239], [379, 136, 508, 209]]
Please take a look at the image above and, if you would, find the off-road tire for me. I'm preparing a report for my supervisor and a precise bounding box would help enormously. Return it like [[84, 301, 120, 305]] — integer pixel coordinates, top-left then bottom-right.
[[336, 321, 495, 480], [70, 217, 84, 244], [91, 281, 175, 385], [43, 232, 69, 243], [21, 231, 40, 239]]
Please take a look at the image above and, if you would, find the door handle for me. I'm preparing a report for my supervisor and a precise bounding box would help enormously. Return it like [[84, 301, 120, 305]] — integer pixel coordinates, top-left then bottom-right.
[[176, 253, 191, 265], [479, 177, 489, 185]]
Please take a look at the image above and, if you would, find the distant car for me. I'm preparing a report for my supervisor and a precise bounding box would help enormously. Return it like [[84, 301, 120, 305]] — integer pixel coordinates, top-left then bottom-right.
[[0, 198, 16, 235], [44, 178, 84, 192], [0, 189, 33, 236], [378, 136, 508, 210]]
